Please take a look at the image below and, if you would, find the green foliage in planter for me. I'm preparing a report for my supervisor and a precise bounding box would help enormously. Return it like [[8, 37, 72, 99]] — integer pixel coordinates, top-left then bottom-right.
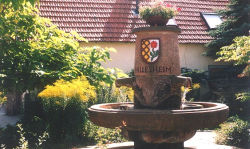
[[139, 0, 179, 20], [215, 116, 250, 148]]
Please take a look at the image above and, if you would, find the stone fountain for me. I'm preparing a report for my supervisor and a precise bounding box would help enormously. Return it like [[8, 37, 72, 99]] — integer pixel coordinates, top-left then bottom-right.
[[88, 25, 229, 149]]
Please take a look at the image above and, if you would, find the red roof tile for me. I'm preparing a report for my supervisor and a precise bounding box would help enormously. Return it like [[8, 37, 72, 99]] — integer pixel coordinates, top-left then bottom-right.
[[39, 0, 228, 44]]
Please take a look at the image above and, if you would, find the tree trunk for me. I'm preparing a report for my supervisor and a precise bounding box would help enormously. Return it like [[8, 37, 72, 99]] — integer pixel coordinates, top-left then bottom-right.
[[6, 89, 22, 115]]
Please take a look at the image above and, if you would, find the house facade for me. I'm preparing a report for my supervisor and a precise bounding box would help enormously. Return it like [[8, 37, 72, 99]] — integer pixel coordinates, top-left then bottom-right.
[[39, 0, 228, 73]]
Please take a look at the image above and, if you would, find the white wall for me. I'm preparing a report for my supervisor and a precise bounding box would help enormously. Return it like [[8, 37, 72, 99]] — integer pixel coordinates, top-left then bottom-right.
[[179, 44, 223, 71], [81, 42, 135, 73], [81, 42, 222, 73]]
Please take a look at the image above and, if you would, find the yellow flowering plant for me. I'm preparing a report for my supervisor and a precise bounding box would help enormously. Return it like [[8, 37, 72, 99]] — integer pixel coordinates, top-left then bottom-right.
[[38, 76, 96, 102]]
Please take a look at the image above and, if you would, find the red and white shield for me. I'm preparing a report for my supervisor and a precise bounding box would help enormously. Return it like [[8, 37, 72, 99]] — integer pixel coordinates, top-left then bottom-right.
[[141, 39, 160, 63]]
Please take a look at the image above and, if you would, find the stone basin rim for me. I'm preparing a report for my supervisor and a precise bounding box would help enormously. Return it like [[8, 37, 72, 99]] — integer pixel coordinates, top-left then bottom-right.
[[88, 102, 228, 114]]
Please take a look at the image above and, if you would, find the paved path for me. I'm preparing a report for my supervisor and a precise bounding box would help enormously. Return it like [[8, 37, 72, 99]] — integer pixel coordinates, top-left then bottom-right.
[[0, 105, 21, 128], [184, 130, 240, 149], [79, 131, 241, 149]]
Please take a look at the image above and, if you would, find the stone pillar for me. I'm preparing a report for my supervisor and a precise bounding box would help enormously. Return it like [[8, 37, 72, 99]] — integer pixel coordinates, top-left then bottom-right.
[[133, 26, 181, 77], [131, 26, 191, 109], [127, 26, 190, 149]]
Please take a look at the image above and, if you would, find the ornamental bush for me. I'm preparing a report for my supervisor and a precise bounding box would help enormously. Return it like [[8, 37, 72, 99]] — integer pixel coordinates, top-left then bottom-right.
[[37, 75, 133, 145], [228, 90, 250, 119], [0, 1, 88, 114], [215, 116, 250, 148], [216, 36, 250, 77], [0, 1, 119, 115], [85, 121, 127, 146], [38, 76, 96, 143], [38, 76, 96, 102]]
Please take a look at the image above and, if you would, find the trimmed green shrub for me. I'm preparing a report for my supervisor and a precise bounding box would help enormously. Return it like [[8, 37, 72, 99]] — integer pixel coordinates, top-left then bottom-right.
[[85, 121, 127, 145], [227, 90, 250, 120], [215, 116, 250, 148], [0, 123, 48, 149]]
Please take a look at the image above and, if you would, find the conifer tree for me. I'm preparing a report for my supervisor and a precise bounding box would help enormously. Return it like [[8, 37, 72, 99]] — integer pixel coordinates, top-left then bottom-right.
[[205, 0, 250, 58]]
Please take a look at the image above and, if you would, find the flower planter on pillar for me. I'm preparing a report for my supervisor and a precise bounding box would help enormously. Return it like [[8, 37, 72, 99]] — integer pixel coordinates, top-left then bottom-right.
[[146, 16, 169, 26]]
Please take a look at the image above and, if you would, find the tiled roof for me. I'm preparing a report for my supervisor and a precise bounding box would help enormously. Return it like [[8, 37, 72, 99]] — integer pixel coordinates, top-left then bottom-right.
[[39, 0, 228, 44]]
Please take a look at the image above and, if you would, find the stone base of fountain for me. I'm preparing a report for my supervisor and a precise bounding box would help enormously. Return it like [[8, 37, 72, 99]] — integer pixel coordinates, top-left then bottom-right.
[[88, 102, 229, 149], [134, 141, 184, 149], [127, 130, 195, 149]]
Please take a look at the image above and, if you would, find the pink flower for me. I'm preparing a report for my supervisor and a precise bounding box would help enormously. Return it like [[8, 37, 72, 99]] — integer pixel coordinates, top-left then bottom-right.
[[153, 0, 163, 7], [177, 7, 181, 12], [166, 4, 172, 7]]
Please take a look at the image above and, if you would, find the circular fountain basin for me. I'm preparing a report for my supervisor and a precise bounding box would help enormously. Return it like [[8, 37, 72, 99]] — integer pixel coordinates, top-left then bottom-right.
[[88, 102, 229, 131]]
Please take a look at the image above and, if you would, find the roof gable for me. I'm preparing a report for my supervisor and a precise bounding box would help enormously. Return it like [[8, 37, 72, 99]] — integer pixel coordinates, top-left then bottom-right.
[[39, 0, 228, 44]]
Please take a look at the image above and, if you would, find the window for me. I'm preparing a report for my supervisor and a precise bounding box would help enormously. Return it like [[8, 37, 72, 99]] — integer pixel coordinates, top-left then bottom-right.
[[132, 0, 139, 15], [201, 13, 223, 29]]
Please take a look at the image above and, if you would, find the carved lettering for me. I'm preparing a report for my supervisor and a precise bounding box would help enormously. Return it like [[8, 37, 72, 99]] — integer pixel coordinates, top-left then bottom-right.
[[135, 65, 172, 73]]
